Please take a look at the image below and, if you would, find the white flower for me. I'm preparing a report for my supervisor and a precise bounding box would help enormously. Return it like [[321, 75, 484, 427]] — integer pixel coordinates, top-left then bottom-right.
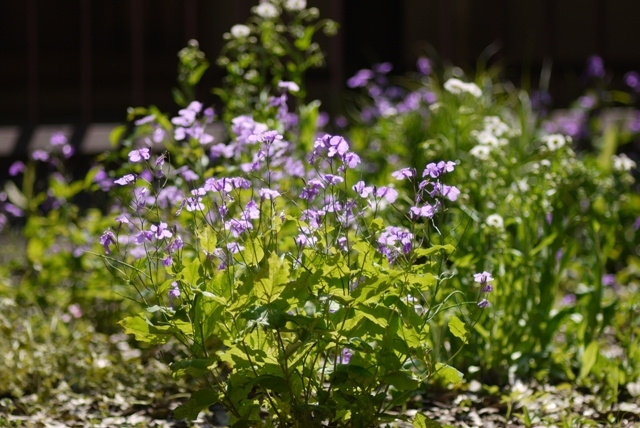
[[612, 153, 636, 172], [486, 214, 504, 229], [254, 2, 279, 19], [284, 0, 306, 11], [470, 145, 492, 160], [230, 24, 250, 38], [483, 116, 510, 137], [444, 78, 482, 98], [542, 134, 566, 151]]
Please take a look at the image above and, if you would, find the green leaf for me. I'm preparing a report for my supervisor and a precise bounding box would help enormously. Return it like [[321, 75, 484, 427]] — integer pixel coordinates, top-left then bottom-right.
[[4, 181, 27, 210], [173, 389, 221, 421], [579, 341, 599, 380], [294, 26, 315, 50], [251, 375, 289, 393], [197, 226, 218, 255], [448, 315, 468, 344], [119, 314, 173, 345], [522, 405, 532, 427], [109, 124, 127, 147], [242, 237, 265, 266], [383, 371, 419, 391], [170, 359, 217, 378], [414, 245, 455, 258], [413, 413, 444, 428], [530, 232, 557, 256], [254, 252, 290, 302], [188, 62, 210, 86], [434, 363, 463, 384]]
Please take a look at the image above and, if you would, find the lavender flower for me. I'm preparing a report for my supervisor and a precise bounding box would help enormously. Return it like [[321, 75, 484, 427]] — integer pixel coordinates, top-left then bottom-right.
[[162, 255, 173, 267], [353, 181, 374, 198], [347, 69, 374, 88], [474, 271, 494, 284], [378, 226, 413, 263], [416, 57, 431, 75], [32, 150, 49, 162], [169, 281, 181, 308], [625, 71, 640, 92], [477, 299, 490, 308], [150, 222, 173, 239], [9, 161, 25, 176], [114, 174, 136, 186], [392, 167, 414, 180], [278, 81, 300, 92], [128, 148, 150, 163], [100, 229, 116, 254], [338, 348, 353, 364], [259, 188, 281, 200], [374, 187, 398, 203], [50, 132, 67, 146]]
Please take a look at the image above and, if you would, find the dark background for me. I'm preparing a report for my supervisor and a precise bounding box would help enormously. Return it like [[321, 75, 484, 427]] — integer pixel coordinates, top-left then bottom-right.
[[1, 0, 639, 129]]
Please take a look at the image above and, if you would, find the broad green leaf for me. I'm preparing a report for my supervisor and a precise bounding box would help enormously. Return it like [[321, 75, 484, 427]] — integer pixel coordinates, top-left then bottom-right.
[[171, 358, 217, 378], [579, 341, 599, 380], [251, 374, 289, 393], [414, 244, 455, 258], [109, 124, 127, 146], [180, 258, 202, 288], [435, 363, 463, 384], [119, 314, 173, 345], [173, 389, 221, 421], [413, 413, 444, 428], [197, 226, 217, 255], [294, 26, 315, 50], [188, 62, 210, 86], [448, 315, 468, 344], [383, 371, 419, 391], [254, 252, 289, 302], [194, 293, 225, 353], [242, 237, 265, 266]]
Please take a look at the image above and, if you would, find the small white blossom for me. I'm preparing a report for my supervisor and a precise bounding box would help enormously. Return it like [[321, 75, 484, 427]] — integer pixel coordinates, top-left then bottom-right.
[[444, 78, 482, 98], [542, 134, 566, 151], [254, 2, 279, 18], [284, 0, 306, 11], [230, 24, 250, 38], [470, 145, 492, 160], [612, 153, 636, 172], [486, 214, 504, 229]]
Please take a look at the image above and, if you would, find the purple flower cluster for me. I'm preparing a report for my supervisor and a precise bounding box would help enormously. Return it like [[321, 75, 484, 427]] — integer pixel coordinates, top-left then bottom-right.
[[474, 271, 494, 307], [171, 101, 214, 144], [378, 226, 413, 263]]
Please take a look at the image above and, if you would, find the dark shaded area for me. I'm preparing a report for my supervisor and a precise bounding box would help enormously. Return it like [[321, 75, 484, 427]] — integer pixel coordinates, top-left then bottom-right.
[[1, 0, 639, 128]]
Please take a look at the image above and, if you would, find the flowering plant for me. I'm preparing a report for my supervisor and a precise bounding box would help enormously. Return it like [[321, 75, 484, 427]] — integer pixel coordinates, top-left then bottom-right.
[[99, 87, 494, 424]]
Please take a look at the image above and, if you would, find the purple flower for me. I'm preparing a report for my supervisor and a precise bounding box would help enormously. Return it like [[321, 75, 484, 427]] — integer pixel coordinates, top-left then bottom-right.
[[602, 274, 616, 287], [243, 200, 260, 220], [162, 255, 173, 267], [373, 62, 393, 74], [343, 152, 361, 169], [227, 242, 244, 254], [5, 203, 24, 217], [204, 107, 214, 123], [259, 188, 281, 200], [353, 181, 374, 198], [482, 284, 493, 293], [50, 132, 67, 146], [347, 69, 374, 88], [561, 294, 576, 306], [625, 71, 640, 92], [338, 348, 353, 364], [328, 136, 349, 158], [9, 161, 25, 176], [61, 144, 74, 158], [128, 148, 150, 163], [225, 218, 252, 237], [474, 271, 493, 284], [169, 281, 181, 308], [295, 232, 317, 248], [115, 214, 130, 224], [392, 167, 414, 180], [150, 222, 173, 239], [585, 55, 605, 79], [375, 187, 398, 203], [416, 57, 431, 75], [114, 174, 136, 186], [100, 229, 116, 254], [181, 169, 199, 181], [477, 299, 490, 308], [32, 150, 49, 162], [322, 174, 344, 186], [134, 230, 153, 244], [409, 204, 435, 219], [423, 163, 440, 178], [378, 226, 413, 263], [430, 183, 460, 202], [301, 178, 325, 201], [134, 114, 155, 125]]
